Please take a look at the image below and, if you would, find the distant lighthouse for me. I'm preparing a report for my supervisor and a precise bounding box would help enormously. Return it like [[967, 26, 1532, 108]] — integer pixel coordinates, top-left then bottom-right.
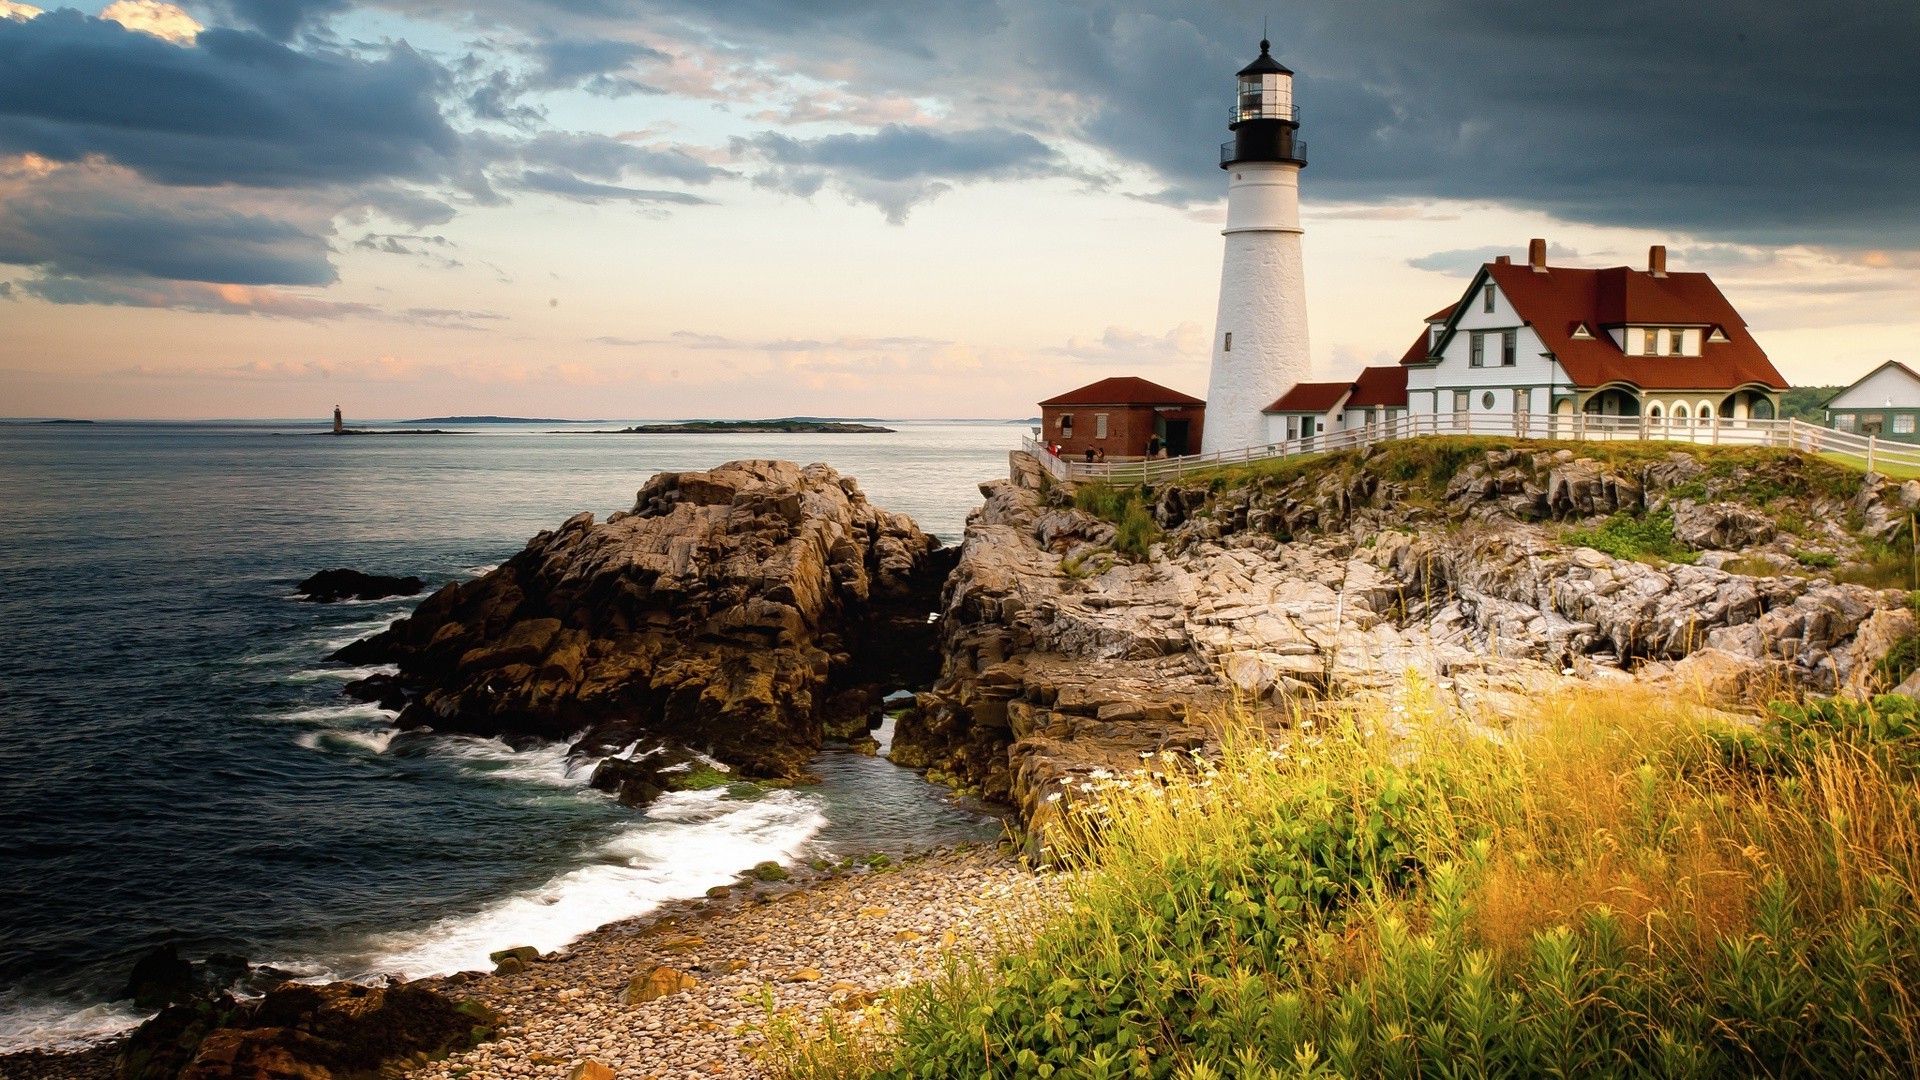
[[332, 406, 343, 435], [1204, 39, 1310, 453]]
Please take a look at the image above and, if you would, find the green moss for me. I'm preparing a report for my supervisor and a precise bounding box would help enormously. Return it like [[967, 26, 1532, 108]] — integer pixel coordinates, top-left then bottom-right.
[[667, 765, 732, 791], [749, 860, 790, 882]]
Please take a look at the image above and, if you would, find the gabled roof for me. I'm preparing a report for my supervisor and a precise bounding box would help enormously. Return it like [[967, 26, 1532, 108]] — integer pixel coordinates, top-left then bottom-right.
[[1398, 326, 1435, 367], [1263, 381, 1351, 413], [1426, 303, 1456, 322], [1424, 261, 1787, 391], [1038, 376, 1205, 408], [1347, 365, 1409, 408], [1824, 360, 1920, 408]]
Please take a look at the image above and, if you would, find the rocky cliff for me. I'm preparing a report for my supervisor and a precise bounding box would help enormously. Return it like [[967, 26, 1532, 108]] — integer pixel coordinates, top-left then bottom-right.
[[894, 442, 1919, 837], [335, 460, 948, 788]]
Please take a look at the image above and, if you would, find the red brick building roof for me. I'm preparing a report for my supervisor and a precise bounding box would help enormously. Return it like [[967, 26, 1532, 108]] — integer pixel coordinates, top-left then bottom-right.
[[1038, 376, 1206, 407], [1264, 381, 1352, 412], [1406, 262, 1787, 392]]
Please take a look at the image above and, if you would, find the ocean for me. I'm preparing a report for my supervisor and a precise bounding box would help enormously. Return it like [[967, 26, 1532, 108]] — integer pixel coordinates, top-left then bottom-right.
[[0, 418, 1021, 1052]]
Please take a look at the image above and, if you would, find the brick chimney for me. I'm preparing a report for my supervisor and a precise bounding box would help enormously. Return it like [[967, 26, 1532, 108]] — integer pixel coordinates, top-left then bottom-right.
[[1528, 238, 1548, 273], [1494, 254, 1511, 265], [1649, 244, 1668, 278]]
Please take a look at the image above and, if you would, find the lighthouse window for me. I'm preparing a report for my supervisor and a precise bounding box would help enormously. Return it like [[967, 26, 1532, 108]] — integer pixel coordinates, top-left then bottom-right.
[[1223, 332, 1233, 352]]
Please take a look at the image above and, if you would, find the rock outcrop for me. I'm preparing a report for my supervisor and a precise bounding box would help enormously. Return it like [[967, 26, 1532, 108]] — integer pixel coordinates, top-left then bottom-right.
[[335, 460, 947, 783], [896, 445, 1916, 840], [295, 569, 425, 603]]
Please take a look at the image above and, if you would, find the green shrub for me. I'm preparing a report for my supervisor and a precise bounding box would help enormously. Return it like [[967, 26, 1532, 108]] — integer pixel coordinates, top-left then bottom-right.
[[1072, 483, 1161, 561], [1564, 509, 1698, 563]]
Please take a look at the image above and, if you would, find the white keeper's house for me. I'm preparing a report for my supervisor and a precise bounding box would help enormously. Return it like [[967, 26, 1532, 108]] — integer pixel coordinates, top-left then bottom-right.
[[1399, 239, 1787, 431]]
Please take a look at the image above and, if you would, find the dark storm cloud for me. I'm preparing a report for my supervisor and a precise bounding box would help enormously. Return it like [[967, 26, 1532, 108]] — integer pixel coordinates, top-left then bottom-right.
[[735, 124, 1077, 221], [211, 0, 350, 41], [595, 0, 1920, 246], [524, 38, 665, 92], [0, 188, 336, 285], [0, 12, 459, 188]]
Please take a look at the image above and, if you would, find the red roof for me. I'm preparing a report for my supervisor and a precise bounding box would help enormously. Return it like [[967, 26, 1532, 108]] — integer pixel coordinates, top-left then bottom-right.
[[1425, 303, 1456, 322], [1347, 365, 1409, 408], [1397, 326, 1434, 367], [1038, 376, 1205, 408], [1263, 381, 1351, 413], [1469, 263, 1786, 391]]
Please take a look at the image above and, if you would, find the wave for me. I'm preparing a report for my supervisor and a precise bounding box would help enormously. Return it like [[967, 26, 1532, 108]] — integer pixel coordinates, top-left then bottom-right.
[[283, 664, 398, 685], [341, 788, 825, 980], [296, 727, 400, 755], [426, 735, 595, 788], [0, 994, 148, 1054], [277, 701, 397, 726]]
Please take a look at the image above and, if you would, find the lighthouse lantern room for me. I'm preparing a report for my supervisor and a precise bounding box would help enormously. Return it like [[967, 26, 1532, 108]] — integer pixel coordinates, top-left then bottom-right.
[[1204, 39, 1311, 453]]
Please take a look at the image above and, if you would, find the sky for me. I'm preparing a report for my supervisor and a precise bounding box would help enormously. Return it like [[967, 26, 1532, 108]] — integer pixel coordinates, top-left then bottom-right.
[[1, 0, 1916, 420]]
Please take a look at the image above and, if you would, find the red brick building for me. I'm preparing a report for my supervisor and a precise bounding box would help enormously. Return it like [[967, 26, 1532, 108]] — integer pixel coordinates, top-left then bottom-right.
[[1038, 376, 1207, 460]]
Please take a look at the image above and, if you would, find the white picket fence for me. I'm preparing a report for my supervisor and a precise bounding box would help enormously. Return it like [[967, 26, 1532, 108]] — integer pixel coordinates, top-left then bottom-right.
[[1023, 414, 1920, 484]]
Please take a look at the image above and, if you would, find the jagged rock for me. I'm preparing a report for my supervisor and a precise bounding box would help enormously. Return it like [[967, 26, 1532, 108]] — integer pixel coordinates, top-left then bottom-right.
[[294, 569, 425, 603], [332, 461, 947, 779], [898, 449, 1912, 843], [121, 981, 491, 1080], [1671, 500, 1776, 550]]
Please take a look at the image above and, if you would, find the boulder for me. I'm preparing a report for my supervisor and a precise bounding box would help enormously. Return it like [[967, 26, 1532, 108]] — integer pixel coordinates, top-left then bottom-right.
[[1671, 500, 1776, 551], [623, 967, 698, 1004], [295, 569, 425, 603], [331, 461, 946, 780]]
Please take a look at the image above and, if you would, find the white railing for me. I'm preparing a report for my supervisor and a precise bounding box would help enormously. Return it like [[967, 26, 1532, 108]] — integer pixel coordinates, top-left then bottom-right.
[[1024, 416, 1920, 484]]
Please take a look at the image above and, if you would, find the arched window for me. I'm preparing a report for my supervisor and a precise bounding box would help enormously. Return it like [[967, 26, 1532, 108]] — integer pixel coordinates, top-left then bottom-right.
[[1751, 397, 1775, 420], [1648, 403, 1664, 419], [1673, 403, 1690, 423], [1696, 400, 1714, 424]]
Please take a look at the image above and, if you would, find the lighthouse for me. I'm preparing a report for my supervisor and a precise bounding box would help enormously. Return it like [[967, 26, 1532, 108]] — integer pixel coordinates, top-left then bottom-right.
[[1203, 39, 1310, 453]]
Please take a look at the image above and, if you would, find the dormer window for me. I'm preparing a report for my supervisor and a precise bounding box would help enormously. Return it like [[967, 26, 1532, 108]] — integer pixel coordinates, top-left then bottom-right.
[[1642, 329, 1660, 356], [1668, 329, 1686, 356]]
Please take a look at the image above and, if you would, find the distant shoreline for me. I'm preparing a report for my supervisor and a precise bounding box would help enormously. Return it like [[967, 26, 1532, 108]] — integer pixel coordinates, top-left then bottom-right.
[[565, 420, 896, 434]]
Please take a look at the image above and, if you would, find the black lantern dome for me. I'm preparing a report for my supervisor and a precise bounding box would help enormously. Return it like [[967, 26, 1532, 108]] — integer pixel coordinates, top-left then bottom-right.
[[1221, 39, 1305, 169]]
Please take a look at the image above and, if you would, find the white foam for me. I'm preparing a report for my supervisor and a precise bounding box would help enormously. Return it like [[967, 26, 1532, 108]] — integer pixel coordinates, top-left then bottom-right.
[[284, 664, 399, 685], [277, 702, 397, 725], [0, 997, 149, 1054], [352, 789, 824, 980], [430, 735, 592, 788], [297, 727, 400, 755]]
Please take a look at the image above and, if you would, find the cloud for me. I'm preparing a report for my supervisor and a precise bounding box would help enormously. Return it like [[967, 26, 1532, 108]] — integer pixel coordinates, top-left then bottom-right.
[[1407, 242, 1582, 276], [99, 1, 201, 43], [0, 160, 336, 284], [1047, 323, 1207, 364], [515, 131, 730, 186], [513, 169, 710, 203], [0, 12, 460, 189], [19, 275, 375, 317], [207, 0, 347, 42], [735, 124, 1073, 222], [524, 37, 665, 94]]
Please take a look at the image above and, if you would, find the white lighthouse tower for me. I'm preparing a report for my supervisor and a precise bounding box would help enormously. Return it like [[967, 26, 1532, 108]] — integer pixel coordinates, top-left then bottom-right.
[[1203, 39, 1310, 453]]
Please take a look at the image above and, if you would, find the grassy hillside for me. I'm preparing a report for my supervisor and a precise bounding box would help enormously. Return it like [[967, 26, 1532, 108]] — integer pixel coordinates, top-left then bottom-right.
[[763, 687, 1920, 1078]]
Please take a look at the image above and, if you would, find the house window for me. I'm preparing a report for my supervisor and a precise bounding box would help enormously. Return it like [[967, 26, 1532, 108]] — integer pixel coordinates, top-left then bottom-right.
[[1470, 332, 1485, 367], [1864, 414, 1886, 435], [1648, 403, 1664, 419], [1453, 390, 1470, 417], [1836, 413, 1856, 432], [1059, 413, 1073, 436], [1223, 332, 1232, 352], [1481, 391, 1496, 410], [1896, 415, 1915, 435], [1432, 326, 1444, 349], [1501, 331, 1517, 366], [1514, 388, 1531, 414], [1095, 413, 1109, 439], [1669, 330, 1686, 356], [1643, 329, 1660, 356], [1483, 284, 1496, 313]]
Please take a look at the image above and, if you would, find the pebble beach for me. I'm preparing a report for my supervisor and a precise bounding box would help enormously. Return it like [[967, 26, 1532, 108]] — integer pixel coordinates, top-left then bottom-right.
[[0, 844, 1061, 1080]]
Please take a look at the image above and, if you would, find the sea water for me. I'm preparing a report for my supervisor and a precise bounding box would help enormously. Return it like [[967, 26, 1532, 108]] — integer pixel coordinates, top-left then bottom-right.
[[0, 419, 1024, 1051]]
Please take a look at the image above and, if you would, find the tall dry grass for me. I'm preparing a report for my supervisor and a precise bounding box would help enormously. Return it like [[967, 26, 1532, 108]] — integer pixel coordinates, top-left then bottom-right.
[[761, 684, 1920, 1079]]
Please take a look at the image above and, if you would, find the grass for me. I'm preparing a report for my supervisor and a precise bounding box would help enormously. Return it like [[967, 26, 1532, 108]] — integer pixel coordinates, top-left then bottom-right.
[[762, 685, 1920, 1079], [1820, 451, 1920, 482], [1564, 509, 1698, 564], [1072, 483, 1162, 561]]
